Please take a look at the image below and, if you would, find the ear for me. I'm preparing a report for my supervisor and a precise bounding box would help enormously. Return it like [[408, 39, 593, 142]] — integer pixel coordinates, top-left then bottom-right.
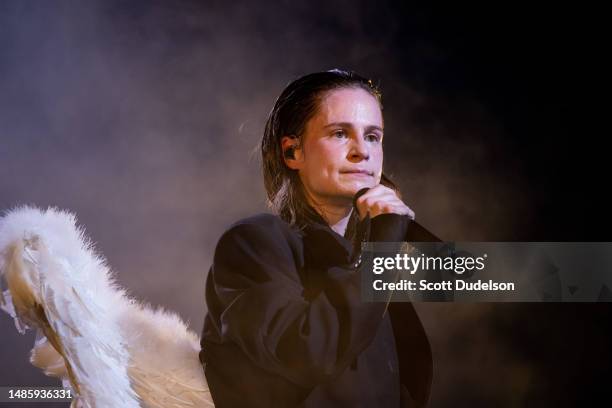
[[281, 135, 303, 170]]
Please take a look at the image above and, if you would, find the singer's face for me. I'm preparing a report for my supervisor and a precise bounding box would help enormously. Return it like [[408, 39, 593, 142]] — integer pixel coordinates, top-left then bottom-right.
[[295, 87, 384, 206]]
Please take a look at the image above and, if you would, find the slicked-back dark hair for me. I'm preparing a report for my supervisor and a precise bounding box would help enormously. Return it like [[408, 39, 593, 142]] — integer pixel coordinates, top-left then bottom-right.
[[261, 68, 400, 230]]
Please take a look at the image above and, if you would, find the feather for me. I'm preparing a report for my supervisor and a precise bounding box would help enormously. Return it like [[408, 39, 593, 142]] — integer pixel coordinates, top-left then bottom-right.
[[30, 333, 69, 378], [0, 205, 214, 407]]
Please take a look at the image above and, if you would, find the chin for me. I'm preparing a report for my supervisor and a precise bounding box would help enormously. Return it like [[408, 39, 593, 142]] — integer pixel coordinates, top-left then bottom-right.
[[338, 182, 373, 197]]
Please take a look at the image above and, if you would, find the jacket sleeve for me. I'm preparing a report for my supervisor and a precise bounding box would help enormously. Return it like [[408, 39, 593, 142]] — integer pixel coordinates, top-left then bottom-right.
[[206, 215, 402, 389]]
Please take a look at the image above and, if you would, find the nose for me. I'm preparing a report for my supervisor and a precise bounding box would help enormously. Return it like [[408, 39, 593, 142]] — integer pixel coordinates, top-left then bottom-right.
[[347, 136, 369, 162]]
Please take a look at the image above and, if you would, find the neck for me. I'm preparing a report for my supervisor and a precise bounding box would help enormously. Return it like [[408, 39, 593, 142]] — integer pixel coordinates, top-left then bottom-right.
[[327, 207, 354, 236]]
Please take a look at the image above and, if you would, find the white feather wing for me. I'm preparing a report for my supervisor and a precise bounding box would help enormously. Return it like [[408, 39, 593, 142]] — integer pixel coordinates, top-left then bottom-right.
[[123, 306, 214, 407], [0, 206, 214, 407]]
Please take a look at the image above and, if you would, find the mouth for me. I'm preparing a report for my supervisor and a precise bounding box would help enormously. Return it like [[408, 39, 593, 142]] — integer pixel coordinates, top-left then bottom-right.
[[340, 170, 374, 177]]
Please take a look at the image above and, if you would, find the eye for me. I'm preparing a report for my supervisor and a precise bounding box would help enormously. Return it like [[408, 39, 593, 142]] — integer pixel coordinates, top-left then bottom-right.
[[333, 130, 347, 139], [365, 133, 381, 142]]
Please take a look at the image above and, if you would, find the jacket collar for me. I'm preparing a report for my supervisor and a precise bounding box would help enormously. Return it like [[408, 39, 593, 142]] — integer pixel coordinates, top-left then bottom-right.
[[299, 205, 370, 267]]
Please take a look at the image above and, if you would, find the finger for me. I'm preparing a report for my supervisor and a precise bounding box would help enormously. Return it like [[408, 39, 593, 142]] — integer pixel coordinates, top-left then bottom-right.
[[368, 203, 416, 220], [407, 207, 415, 220], [360, 192, 405, 212], [369, 202, 405, 218], [355, 185, 412, 219], [395, 204, 415, 219], [355, 185, 395, 208], [355, 186, 387, 218], [358, 199, 403, 220]]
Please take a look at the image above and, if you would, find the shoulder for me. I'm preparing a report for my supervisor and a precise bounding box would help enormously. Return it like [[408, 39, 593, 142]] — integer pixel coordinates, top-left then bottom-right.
[[229, 213, 287, 230], [225, 213, 293, 237], [216, 213, 300, 253], [212, 213, 304, 276]]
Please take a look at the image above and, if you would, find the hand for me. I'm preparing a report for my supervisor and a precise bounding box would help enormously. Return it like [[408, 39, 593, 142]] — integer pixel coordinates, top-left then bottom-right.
[[354, 185, 416, 221]]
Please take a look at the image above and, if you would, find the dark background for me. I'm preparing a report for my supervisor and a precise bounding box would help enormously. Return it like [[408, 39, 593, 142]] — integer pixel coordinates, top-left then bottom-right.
[[0, 1, 609, 407]]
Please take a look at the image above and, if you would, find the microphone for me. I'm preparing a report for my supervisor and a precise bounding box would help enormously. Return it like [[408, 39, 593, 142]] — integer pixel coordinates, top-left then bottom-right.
[[352, 187, 371, 210], [353, 187, 442, 243], [353, 187, 450, 302]]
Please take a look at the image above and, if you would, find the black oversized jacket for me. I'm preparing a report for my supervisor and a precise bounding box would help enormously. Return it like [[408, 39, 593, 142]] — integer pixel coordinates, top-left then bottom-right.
[[200, 209, 433, 407]]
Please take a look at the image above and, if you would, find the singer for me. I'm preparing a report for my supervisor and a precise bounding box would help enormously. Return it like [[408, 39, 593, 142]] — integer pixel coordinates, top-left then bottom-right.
[[200, 69, 433, 407]]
